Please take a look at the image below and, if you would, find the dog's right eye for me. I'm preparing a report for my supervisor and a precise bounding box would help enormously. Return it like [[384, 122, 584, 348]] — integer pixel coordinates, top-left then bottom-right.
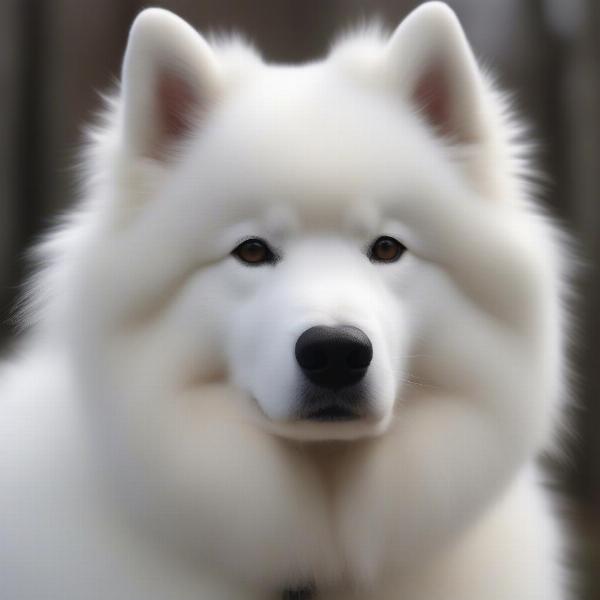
[[368, 236, 406, 263], [232, 238, 277, 266]]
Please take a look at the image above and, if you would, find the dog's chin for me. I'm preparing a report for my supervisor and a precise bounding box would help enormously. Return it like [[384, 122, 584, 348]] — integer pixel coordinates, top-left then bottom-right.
[[235, 392, 392, 442], [261, 412, 391, 442]]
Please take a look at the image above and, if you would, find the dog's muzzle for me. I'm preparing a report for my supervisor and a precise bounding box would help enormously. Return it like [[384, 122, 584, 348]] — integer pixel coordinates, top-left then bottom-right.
[[294, 325, 373, 421]]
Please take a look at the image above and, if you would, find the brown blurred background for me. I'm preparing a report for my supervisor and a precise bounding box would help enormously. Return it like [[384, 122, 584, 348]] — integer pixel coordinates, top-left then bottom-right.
[[0, 0, 599, 597]]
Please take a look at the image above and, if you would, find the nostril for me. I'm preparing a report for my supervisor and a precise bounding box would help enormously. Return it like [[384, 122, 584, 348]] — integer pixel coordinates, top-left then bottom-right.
[[347, 345, 372, 370], [297, 347, 328, 372]]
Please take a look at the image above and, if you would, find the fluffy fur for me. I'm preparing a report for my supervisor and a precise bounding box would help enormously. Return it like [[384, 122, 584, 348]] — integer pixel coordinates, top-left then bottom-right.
[[0, 3, 571, 598]]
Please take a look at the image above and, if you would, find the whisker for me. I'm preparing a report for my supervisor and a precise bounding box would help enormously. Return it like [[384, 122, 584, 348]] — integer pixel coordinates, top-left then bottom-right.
[[400, 376, 441, 391]]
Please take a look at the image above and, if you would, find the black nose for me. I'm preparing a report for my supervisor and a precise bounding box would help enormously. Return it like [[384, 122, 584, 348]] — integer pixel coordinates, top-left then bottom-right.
[[294, 325, 373, 390]]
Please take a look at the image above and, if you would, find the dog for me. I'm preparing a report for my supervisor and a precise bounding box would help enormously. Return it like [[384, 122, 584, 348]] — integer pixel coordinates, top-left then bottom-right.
[[0, 3, 571, 598]]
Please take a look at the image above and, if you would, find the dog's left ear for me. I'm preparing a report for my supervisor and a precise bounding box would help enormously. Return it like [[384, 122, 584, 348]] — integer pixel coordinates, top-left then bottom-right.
[[120, 8, 221, 160], [386, 2, 486, 145]]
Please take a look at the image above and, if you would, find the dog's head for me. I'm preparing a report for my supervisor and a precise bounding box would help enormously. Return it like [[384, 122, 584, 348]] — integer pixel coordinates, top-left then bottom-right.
[[48, 3, 567, 581], [63, 4, 565, 446]]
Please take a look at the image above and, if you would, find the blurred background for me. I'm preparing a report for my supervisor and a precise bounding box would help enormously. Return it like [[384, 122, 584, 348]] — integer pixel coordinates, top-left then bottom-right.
[[0, 0, 598, 597]]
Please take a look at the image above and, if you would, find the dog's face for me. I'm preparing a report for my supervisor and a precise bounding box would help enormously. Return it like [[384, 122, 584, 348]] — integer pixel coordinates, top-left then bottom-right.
[[75, 4, 521, 439], [170, 85, 444, 441], [71, 4, 561, 449], [62, 4, 564, 581]]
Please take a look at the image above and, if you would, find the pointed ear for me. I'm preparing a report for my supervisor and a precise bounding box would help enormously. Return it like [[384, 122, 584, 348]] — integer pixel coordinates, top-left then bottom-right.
[[386, 2, 486, 144], [120, 9, 220, 160]]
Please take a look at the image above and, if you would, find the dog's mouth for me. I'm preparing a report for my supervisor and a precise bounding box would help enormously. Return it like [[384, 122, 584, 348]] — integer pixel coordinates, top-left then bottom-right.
[[304, 405, 360, 422], [251, 391, 387, 442]]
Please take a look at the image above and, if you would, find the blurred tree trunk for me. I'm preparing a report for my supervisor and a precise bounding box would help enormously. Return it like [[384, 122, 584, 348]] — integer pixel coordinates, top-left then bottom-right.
[[0, 0, 20, 338], [564, 0, 600, 509]]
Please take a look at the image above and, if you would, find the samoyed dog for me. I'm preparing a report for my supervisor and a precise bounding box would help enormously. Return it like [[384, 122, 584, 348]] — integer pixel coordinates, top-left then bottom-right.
[[0, 3, 570, 599]]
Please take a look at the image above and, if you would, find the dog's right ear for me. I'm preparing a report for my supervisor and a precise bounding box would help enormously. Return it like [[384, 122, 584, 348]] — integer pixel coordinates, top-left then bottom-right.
[[120, 9, 220, 160]]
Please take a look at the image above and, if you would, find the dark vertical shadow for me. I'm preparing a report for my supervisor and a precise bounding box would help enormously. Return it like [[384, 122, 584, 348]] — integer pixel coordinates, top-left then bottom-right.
[[1, 0, 47, 341], [16, 0, 46, 251]]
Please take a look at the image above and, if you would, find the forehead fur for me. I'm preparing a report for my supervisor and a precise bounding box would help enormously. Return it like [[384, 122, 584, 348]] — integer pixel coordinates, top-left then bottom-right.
[[328, 22, 392, 73], [174, 69, 460, 215]]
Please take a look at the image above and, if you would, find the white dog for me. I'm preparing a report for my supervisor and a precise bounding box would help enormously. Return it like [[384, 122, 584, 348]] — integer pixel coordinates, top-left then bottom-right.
[[0, 3, 571, 598]]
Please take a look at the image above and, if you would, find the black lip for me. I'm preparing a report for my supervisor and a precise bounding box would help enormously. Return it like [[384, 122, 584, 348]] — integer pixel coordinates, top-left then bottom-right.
[[305, 405, 360, 422]]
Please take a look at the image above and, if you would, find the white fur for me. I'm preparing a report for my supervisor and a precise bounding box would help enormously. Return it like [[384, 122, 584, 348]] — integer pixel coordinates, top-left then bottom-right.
[[1, 3, 571, 598]]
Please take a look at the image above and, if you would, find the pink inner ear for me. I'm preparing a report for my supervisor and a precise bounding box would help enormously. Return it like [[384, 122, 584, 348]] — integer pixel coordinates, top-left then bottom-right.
[[157, 70, 198, 149], [413, 65, 453, 137]]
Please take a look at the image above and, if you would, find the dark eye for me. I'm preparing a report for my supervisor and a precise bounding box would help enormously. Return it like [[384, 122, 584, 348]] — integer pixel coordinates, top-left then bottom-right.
[[232, 238, 277, 265], [369, 236, 406, 263]]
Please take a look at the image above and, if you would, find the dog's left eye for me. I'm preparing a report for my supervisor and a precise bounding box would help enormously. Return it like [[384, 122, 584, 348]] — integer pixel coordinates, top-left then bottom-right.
[[232, 238, 277, 265], [368, 236, 406, 263]]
